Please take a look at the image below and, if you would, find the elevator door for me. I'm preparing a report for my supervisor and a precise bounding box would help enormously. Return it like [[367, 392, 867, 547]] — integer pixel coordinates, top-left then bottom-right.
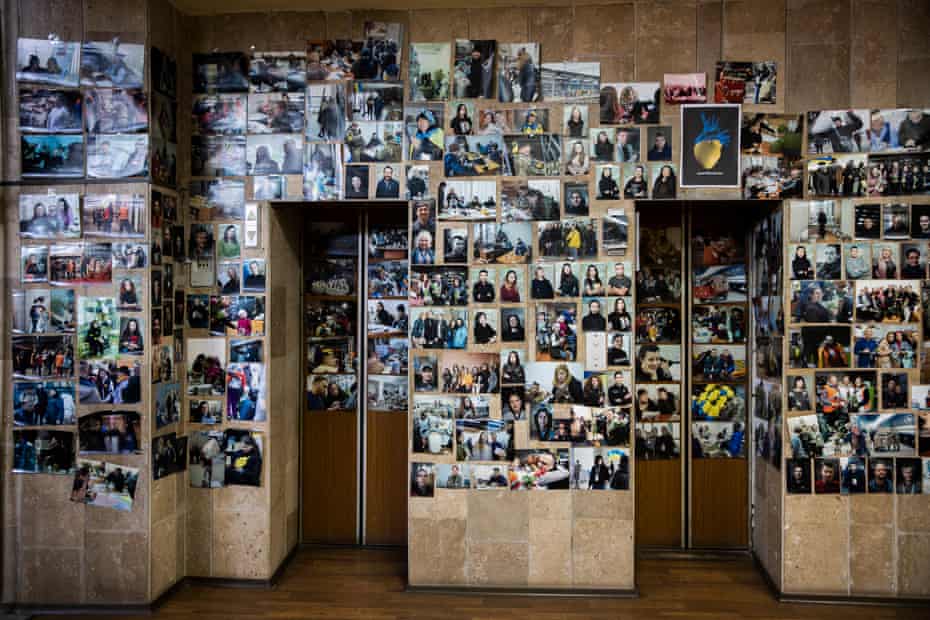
[[635, 203, 751, 549], [301, 205, 408, 545]]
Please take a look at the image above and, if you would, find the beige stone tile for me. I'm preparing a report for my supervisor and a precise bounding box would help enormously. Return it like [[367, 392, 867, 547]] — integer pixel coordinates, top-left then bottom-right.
[[786, 43, 851, 113], [466, 541, 528, 586], [350, 10, 409, 39], [409, 517, 467, 586], [528, 518, 571, 586], [849, 493, 892, 525], [784, 493, 847, 526], [573, 4, 635, 58], [264, 11, 325, 49], [849, 524, 894, 595], [213, 484, 267, 513], [529, 7, 573, 63], [897, 58, 930, 108], [84, 0, 146, 38], [212, 510, 271, 579], [409, 9, 468, 42], [20, 548, 83, 605], [151, 474, 176, 526], [151, 518, 180, 598], [467, 8, 529, 41], [783, 522, 848, 595], [84, 531, 148, 603], [635, 2, 698, 80], [786, 0, 851, 46], [529, 491, 572, 521], [186, 489, 212, 576], [20, 475, 84, 548], [467, 491, 528, 542], [897, 532, 930, 596], [898, 495, 930, 532], [572, 518, 634, 588], [325, 11, 353, 39], [573, 490, 634, 520]]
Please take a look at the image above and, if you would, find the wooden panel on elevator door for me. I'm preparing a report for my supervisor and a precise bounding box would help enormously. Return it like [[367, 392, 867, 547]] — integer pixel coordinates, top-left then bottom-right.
[[302, 411, 358, 544], [365, 410, 407, 545], [691, 459, 748, 548], [635, 460, 682, 547]]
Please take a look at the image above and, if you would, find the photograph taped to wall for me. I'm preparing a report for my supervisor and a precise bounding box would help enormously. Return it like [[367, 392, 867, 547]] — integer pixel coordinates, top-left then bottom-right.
[[444, 134, 506, 176], [368, 375, 408, 411], [412, 396, 455, 455], [741, 113, 802, 157], [223, 430, 263, 486], [439, 351, 500, 394], [18, 192, 80, 239], [524, 361, 585, 405], [788, 326, 851, 368], [248, 92, 305, 134], [190, 399, 223, 424], [713, 61, 776, 105], [11, 288, 72, 334], [13, 380, 76, 426], [535, 302, 578, 362], [865, 108, 930, 152], [472, 222, 532, 264], [405, 165, 430, 199], [192, 93, 246, 135], [369, 337, 408, 377], [435, 463, 471, 489], [188, 430, 224, 487], [369, 261, 408, 299], [537, 219, 598, 262], [304, 142, 343, 200], [692, 383, 746, 422], [368, 299, 408, 336], [563, 104, 589, 138], [86, 134, 148, 179], [497, 43, 539, 103], [21, 134, 84, 178], [664, 73, 707, 104], [78, 411, 141, 455], [229, 338, 262, 363], [83, 88, 147, 134], [152, 433, 187, 480], [509, 449, 570, 490], [540, 62, 599, 101], [226, 363, 266, 421], [351, 81, 403, 124], [155, 383, 181, 429], [790, 280, 853, 324], [504, 134, 561, 177], [439, 179, 496, 220], [249, 51, 306, 93], [18, 88, 82, 133], [193, 52, 249, 93], [806, 155, 869, 197], [408, 42, 450, 102], [807, 109, 869, 154], [692, 344, 745, 382], [680, 104, 741, 188], [71, 459, 139, 512], [306, 258, 356, 296], [78, 358, 141, 405], [79, 40, 144, 88], [410, 266, 467, 306], [404, 103, 445, 161], [453, 39, 495, 99], [306, 374, 357, 411], [306, 82, 347, 141], [344, 165, 369, 198], [691, 304, 747, 344], [572, 446, 630, 489], [76, 296, 117, 360], [855, 280, 920, 324], [83, 193, 145, 238], [410, 462, 435, 496], [865, 153, 930, 196], [191, 135, 246, 176], [13, 429, 75, 474], [693, 264, 747, 304], [600, 82, 660, 125], [16, 38, 80, 87], [854, 413, 916, 456], [456, 418, 513, 461], [246, 134, 303, 174], [692, 420, 745, 458], [501, 179, 559, 222], [369, 224, 407, 259], [186, 337, 226, 396], [635, 422, 680, 459], [20, 245, 48, 283]]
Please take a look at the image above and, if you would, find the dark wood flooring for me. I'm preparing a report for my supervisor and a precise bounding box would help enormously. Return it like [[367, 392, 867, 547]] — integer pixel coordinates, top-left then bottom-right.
[[38, 547, 928, 619]]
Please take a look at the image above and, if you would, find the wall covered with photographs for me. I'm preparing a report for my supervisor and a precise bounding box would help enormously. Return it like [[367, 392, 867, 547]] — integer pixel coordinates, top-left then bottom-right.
[[3, 0, 930, 607]]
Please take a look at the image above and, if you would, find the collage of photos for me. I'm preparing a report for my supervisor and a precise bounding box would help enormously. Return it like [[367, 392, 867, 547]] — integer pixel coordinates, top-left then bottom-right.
[[786, 199, 930, 494], [18, 37, 154, 179]]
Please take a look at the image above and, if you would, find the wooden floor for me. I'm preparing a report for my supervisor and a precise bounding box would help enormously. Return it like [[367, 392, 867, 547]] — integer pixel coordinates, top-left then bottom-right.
[[40, 547, 928, 619]]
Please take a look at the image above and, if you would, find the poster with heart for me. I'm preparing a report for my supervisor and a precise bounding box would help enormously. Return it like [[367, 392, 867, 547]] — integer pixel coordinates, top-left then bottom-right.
[[680, 104, 741, 188]]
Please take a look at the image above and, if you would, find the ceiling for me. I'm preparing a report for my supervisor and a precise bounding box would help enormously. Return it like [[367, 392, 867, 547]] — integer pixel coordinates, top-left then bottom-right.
[[170, 0, 612, 16]]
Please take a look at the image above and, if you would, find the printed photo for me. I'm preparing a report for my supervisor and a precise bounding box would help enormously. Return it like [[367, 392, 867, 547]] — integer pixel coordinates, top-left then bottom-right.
[[497, 43, 539, 103], [78, 359, 141, 405], [540, 62, 599, 101], [714, 61, 776, 104], [18, 88, 82, 133], [408, 43, 451, 101], [78, 412, 141, 454], [21, 134, 84, 178], [70, 459, 139, 511], [412, 396, 455, 455], [16, 38, 80, 86], [12, 380, 76, 426], [664, 73, 707, 104], [13, 429, 75, 474], [249, 51, 306, 93]]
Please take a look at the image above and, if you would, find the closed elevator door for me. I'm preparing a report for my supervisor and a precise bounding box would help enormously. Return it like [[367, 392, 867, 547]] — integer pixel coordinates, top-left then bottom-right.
[[301, 204, 408, 545], [634, 203, 750, 549]]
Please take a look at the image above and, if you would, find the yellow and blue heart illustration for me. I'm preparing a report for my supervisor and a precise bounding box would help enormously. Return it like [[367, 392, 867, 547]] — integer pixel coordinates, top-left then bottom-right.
[[693, 113, 731, 170]]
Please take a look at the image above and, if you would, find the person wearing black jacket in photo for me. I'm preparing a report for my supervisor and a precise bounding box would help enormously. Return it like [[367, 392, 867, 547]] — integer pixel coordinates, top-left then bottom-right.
[[588, 454, 610, 489], [557, 263, 579, 297], [472, 269, 495, 303], [226, 435, 262, 486], [811, 110, 864, 153], [598, 167, 620, 199], [581, 300, 607, 331], [530, 266, 554, 299]]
